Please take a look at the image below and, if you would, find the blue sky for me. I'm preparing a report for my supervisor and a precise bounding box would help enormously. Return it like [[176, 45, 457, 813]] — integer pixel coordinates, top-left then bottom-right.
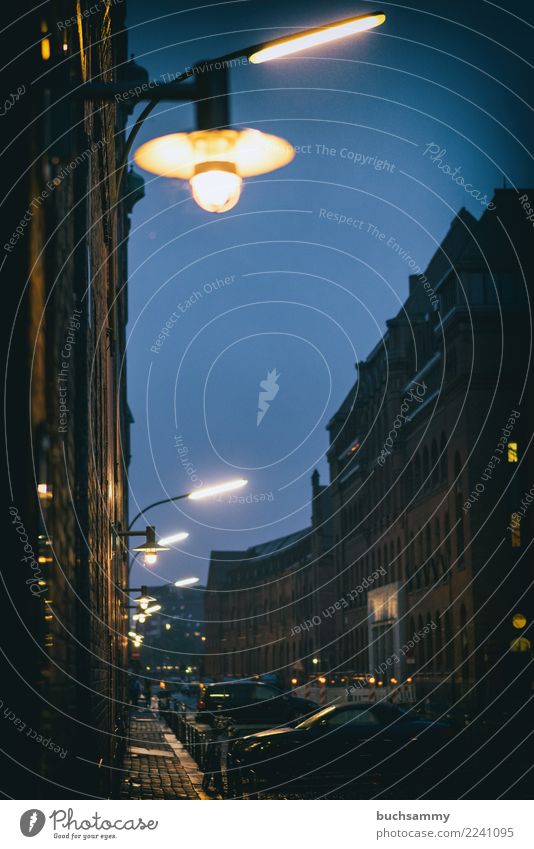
[[125, 0, 534, 586]]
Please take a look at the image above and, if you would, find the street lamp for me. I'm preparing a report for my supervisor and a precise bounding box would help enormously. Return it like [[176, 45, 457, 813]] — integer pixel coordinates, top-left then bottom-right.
[[188, 478, 247, 500], [78, 12, 386, 210], [157, 531, 189, 547], [247, 12, 386, 64], [174, 576, 200, 588], [132, 12, 386, 211], [135, 128, 294, 213], [128, 478, 248, 530], [130, 526, 170, 558]]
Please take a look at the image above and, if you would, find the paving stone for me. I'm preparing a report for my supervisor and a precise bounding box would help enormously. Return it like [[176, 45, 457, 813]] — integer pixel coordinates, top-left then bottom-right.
[[120, 707, 206, 800]]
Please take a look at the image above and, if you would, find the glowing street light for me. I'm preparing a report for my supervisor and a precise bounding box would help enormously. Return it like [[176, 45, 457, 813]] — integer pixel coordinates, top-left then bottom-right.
[[131, 526, 170, 557], [131, 12, 385, 213], [135, 129, 294, 213], [158, 531, 189, 547], [188, 478, 248, 500], [174, 576, 200, 588], [247, 12, 386, 64]]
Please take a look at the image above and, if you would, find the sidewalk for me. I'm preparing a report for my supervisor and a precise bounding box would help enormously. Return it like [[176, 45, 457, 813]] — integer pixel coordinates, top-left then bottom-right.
[[121, 706, 211, 800]]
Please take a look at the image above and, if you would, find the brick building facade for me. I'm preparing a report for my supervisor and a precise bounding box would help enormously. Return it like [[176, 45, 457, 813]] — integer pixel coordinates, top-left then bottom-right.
[[327, 189, 534, 711], [2, 0, 140, 797]]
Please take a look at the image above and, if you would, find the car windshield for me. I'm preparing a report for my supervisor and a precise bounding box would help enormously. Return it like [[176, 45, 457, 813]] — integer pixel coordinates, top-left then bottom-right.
[[296, 703, 406, 730], [296, 705, 337, 729]]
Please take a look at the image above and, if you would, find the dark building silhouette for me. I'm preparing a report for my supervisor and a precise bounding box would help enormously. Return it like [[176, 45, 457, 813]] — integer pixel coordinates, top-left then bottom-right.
[[206, 190, 533, 714], [327, 188, 534, 711], [133, 584, 206, 677]]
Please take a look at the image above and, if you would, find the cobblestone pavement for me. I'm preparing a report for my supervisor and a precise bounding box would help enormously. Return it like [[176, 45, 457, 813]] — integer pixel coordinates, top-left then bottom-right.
[[121, 708, 211, 799]]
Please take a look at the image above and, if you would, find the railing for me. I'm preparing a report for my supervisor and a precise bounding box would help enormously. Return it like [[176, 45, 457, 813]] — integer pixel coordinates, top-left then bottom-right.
[[158, 697, 234, 795]]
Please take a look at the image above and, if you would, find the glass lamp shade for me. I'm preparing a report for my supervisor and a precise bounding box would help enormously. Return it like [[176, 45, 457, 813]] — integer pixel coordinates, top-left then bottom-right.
[[134, 128, 294, 180]]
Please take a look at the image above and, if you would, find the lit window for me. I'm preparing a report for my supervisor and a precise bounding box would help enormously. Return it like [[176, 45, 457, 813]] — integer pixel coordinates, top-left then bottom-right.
[[511, 514, 521, 548], [508, 442, 518, 462]]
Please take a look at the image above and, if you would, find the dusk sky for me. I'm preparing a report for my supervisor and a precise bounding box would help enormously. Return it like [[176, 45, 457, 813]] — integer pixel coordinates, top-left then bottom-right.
[[125, 0, 533, 588]]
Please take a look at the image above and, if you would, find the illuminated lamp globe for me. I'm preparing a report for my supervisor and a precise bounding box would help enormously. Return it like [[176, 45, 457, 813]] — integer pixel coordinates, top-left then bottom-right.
[[190, 162, 242, 213], [134, 129, 295, 213], [144, 554, 158, 566]]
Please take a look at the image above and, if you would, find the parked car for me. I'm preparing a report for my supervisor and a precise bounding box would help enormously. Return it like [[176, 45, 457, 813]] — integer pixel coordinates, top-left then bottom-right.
[[228, 701, 459, 796], [197, 681, 318, 727]]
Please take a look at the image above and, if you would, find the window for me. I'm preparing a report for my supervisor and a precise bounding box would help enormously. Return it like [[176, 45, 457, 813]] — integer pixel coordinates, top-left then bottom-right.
[[447, 347, 457, 379], [423, 446, 430, 487], [414, 453, 421, 491], [253, 685, 281, 700], [323, 708, 380, 728], [511, 514, 521, 548], [461, 271, 485, 304], [431, 439, 438, 486], [418, 615, 426, 665], [454, 453, 464, 566], [435, 610, 443, 669], [426, 524, 432, 557], [508, 442, 518, 463], [440, 432, 447, 480]]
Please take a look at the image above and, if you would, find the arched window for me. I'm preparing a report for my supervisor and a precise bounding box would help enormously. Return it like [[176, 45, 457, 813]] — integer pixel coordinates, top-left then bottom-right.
[[460, 604, 469, 680], [431, 439, 439, 486], [407, 532, 414, 590], [426, 613, 434, 671], [448, 346, 457, 378], [445, 610, 453, 668], [418, 615, 426, 666], [414, 453, 421, 491], [444, 511, 451, 566], [409, 616, 416, 665], [435, 611, 443, 670], [440, 432, 447, 480], [455, 453, 464, 567], [423, 445, 430, 487], [405, 463, 413, 500]]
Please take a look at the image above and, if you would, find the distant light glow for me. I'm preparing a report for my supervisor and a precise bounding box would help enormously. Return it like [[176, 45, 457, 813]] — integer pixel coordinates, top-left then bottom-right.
[[512, 613, 527, 629], [41, 38, 51, 61], [248, 12, 386, 64], [188, 478, 248, 500]]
